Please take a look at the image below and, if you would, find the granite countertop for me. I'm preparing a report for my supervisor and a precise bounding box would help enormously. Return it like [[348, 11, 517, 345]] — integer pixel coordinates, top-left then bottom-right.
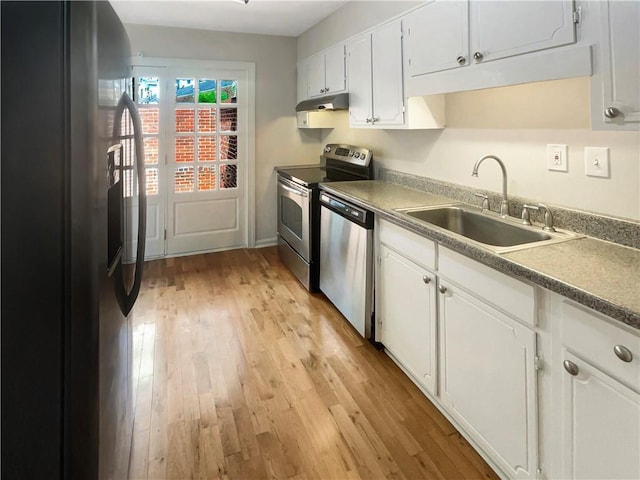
[[320, 180, 640, 331]]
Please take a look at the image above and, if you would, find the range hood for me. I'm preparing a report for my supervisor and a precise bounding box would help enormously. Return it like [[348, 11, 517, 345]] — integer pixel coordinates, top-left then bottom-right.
[[295, 93, 349, 112]]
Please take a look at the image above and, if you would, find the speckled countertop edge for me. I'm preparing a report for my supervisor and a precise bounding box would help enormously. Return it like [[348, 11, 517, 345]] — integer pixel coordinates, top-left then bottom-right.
[[320, 181, 640, 331]]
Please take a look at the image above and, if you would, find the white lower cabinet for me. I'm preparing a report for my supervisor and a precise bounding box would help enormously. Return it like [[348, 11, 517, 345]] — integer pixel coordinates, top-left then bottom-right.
[[559, 351, 640, 480], [375, 219, 640, 480], [438, 280, 538, 480], [554, 298, 640, 480], [378, 243, 437, 394]]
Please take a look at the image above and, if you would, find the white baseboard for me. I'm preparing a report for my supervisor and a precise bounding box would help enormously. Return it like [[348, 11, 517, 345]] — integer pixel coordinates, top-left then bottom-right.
[[254, 237, 278, 249]]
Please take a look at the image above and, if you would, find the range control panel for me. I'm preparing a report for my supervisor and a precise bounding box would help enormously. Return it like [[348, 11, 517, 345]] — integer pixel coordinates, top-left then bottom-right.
[[323, 144, 372, 167]]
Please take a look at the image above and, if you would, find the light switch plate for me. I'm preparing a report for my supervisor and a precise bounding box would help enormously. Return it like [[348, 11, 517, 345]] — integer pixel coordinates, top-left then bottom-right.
[[547, 144, 568, 172], [584, 147, 610, 178]]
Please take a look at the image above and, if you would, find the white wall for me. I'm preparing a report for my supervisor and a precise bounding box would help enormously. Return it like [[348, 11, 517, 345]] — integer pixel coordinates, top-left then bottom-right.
[[321, 78, 640, 219], [297, 1, 421, 58], [298, 3, 640, 220], [124, 24, 322, 245]]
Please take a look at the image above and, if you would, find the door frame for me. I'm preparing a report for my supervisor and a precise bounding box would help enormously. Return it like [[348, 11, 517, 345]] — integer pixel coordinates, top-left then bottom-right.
[[130, 56, 257, 251]]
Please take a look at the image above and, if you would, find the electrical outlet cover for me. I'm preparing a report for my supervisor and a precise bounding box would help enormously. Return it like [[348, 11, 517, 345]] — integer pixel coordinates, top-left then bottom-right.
[[547, 144, 568, 172], [585, 147, 610, 178]]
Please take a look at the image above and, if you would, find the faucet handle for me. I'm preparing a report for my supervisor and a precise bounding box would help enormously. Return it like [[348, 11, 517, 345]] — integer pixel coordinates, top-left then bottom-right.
[[521, 204, 539, 225], [537, 203, 556, 232], [475, 192, 489, 211]]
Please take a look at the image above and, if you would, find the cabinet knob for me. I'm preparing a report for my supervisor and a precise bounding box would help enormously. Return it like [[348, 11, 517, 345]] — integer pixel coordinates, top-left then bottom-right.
[[438, 285, 447, 294], [563, 360, 579, 376], [456, 56, 466, 65], [473, 51, 484, 62], [422, 275, 431, 284], [613, 345, 633, 363], [325, 87, 330, 92], [604, 107, 621, 119], [372, 117, 380, 124], [320, 88, 326, 94], [366, 118, 372, 123]]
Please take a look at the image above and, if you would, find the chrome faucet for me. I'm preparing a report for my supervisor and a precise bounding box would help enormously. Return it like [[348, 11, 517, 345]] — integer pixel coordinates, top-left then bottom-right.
[[472, 155, 509, 217]]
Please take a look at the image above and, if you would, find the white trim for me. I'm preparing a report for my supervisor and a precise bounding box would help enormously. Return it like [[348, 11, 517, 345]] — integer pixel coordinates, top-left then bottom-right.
[[254, 237, 278, 249], [130, 56, 256, 249]]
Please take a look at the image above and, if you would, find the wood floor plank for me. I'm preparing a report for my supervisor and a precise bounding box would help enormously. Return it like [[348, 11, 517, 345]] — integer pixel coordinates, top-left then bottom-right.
[[129, 247, 500, 480]]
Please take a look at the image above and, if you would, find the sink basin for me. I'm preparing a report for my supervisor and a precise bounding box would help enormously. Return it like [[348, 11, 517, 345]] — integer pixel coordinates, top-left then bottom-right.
[[395, 204, 580, 253]]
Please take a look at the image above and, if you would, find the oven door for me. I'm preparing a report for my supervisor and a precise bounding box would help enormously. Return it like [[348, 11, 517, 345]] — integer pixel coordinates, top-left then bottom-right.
[[277, 175, 311, 261]]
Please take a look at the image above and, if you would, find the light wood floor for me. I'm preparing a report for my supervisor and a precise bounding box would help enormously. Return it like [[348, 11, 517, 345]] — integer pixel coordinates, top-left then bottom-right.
[[128, 247, 499, 480]]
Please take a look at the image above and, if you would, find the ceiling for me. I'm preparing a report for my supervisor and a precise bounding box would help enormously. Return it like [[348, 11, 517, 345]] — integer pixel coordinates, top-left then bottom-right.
[[110, 0, 349, 37]]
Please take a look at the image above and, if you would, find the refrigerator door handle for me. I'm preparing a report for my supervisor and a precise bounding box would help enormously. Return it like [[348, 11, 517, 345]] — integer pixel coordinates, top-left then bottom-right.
[[113, 91, 147, 316]]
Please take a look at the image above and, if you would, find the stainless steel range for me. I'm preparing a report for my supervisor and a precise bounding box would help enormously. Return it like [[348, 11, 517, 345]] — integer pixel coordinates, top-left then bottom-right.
[[276, 144, 374, 291]]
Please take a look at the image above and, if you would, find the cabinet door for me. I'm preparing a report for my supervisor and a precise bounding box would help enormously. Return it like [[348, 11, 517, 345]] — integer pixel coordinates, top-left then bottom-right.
[[404, 0, 469, 76], [560, 351, 640, 480], [324, 43, 346, 95], [371, 19, 404, 126], [598, 0, 640, 127], [470, 0, 575, 64], [439, 282, 538, 480], [378, 244, 437, 394], [307, 52, 325, 98], [347, 33, 373, 126]]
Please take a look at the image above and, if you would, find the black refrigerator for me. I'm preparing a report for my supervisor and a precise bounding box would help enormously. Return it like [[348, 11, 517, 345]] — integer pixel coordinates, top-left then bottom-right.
[[1, 2, 146, 478]]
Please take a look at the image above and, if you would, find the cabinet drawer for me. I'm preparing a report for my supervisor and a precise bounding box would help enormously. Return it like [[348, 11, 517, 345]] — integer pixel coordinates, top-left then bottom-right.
[[377, 218, 436, 270], [561, 300, 640, 392], [439, 246, 536, 326]]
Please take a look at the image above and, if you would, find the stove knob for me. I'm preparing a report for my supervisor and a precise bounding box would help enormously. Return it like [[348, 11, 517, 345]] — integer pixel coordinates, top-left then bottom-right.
[[348, 151, 354, 157], [354, 152, 360, 159], [324, 146, 331, 153]]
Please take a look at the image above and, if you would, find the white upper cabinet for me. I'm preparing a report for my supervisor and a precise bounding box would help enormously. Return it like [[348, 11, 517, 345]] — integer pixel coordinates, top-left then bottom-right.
[[404, 0, 469, 76], [591, 0, 640, 130], [307, 43, 346, 98], [346, 32, 373, 125], [469, 0, 575, 64], [347, 19, 445, 129], [347, 20, 404, 127], [406, 0, 575, 77], [404, 0, 589, 96]]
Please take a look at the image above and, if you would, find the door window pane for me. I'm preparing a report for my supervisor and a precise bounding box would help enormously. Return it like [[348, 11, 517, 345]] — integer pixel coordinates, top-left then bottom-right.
[[137, 77, 159, 104], [197, 108, 217, 133], [146, 168, 158, 196], [197, 165, 216, 191], [175, 108, 195, 133], [175, 78, 195, 103], [220, 135, 237, 160], [220, 108, 237, 132], [175, 137, 194, 162], [198, 79, 217, 103], [197, 137, 216, 162], [174, 166, 194, 192], [220, 164, 237, 189], [139, 107, 159, 134], [220, 80, 237, 104], [143, 137, 158, 165]]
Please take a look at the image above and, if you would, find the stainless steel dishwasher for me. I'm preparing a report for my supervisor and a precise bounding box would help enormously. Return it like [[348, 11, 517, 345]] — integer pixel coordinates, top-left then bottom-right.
[[319, 191, 374, 338]]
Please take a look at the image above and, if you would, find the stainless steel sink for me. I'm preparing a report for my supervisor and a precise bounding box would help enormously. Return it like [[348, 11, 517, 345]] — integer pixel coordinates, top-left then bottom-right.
[[395, 204, 580, 253]]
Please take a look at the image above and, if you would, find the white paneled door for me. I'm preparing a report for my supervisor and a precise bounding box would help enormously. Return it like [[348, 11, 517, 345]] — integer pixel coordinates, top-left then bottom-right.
[[131, 63, 251, 258]]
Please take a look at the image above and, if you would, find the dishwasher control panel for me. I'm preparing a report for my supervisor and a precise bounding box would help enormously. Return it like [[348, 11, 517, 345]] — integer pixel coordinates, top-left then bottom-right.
[[320, 193, 373, 228]]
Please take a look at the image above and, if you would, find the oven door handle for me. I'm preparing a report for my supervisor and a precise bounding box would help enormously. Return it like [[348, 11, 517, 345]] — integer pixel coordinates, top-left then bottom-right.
[[279, 179, 308, 197]]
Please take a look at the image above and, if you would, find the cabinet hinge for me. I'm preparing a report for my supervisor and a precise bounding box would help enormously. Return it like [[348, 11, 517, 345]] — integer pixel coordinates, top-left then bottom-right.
[[572, 7, 582, 25], [537, 467, 544, 480], [164, 229, 167, 240], [165, 154, 168, 165], [377, 256, 382, 265], [534, 355, 543, 372]]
